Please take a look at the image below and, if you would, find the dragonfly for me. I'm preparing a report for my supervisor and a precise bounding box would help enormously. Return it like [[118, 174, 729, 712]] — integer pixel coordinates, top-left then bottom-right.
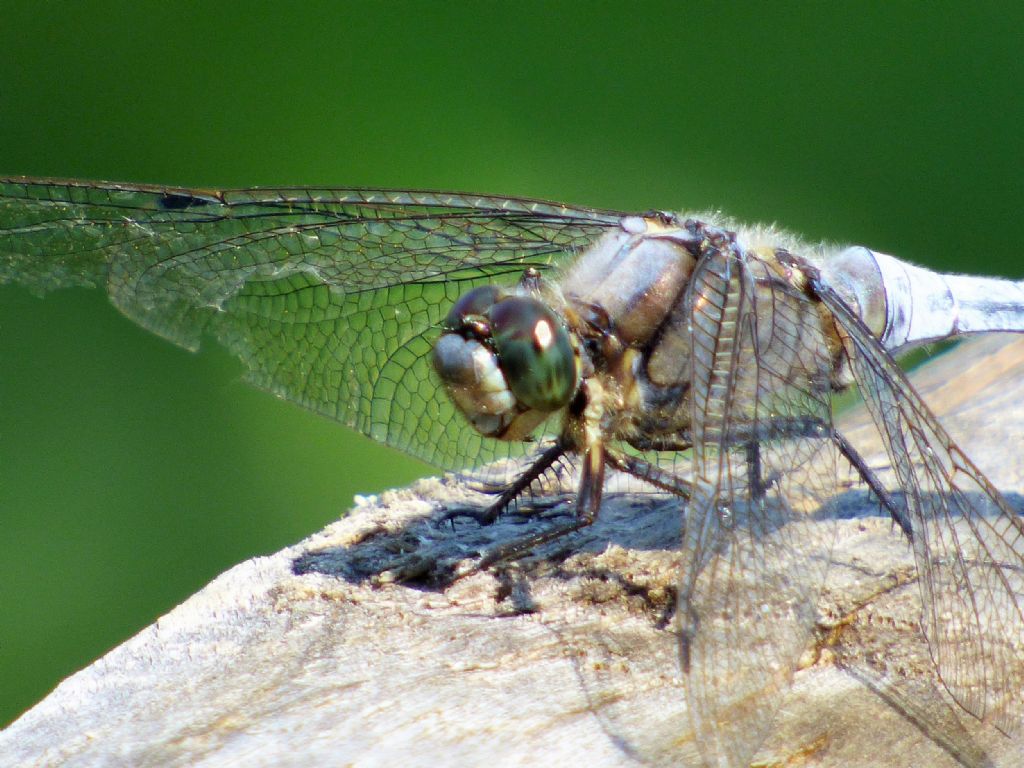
[[1, 177, 1022, 767]]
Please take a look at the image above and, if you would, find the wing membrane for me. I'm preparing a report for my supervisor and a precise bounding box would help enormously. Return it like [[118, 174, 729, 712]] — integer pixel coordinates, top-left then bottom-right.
[[680, 243, 840, 766], [0, 178, 625, 467], [814, 277, 1024, 734]]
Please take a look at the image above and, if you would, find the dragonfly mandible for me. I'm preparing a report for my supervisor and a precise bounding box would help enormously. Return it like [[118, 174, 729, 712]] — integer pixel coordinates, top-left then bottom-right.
[[2, 178, 1022, 767]]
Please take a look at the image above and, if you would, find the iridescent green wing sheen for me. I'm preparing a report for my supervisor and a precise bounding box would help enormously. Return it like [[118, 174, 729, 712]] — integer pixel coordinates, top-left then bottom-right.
[[0, 178, 625, 468]]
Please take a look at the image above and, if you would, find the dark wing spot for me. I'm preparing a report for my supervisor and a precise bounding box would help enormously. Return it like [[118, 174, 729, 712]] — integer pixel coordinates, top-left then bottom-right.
[[157, 192, 215, 210]]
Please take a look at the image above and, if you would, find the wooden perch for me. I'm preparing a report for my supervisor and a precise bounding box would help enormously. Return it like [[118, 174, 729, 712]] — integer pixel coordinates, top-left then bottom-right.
[[3, 336, 1024, 767]]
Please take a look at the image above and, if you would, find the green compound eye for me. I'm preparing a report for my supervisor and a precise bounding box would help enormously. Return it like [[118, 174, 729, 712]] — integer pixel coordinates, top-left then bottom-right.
[[442, 285, 504, 329], [488, 296, 577, 412]]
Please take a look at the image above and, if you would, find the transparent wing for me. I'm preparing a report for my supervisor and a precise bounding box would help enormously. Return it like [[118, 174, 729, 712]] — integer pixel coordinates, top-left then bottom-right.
[[679, 243, 840, 767], [814, 275, 1024, 735], [0, 177, 625, 468]]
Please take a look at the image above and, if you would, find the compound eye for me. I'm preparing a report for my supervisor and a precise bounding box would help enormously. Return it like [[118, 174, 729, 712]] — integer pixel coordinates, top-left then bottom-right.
[[442, 285, 504, 329], [488, 296, 577, 412]]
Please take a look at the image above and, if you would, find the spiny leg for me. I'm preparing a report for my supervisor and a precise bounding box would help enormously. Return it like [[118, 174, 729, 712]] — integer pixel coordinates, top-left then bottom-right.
[[719, 418, 912, 538], [465, 446, 606, 573], [707, 416, 912, 539], [832, 430, 913, 540], [444, 420, 907, 579], [605, 448, 694, 501], [468, 445, 703, 576], [746, 441, 770, 502], [630, 418, 909, 536], [441, 442, 568, 526]]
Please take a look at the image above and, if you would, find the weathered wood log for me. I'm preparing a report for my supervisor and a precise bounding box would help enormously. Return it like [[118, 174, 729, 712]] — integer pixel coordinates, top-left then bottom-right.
[[3, 335, 1024, 767]]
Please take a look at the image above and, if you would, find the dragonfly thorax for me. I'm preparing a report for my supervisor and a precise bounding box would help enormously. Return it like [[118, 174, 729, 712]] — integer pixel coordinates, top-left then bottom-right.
[[432, 284, 581, 441]]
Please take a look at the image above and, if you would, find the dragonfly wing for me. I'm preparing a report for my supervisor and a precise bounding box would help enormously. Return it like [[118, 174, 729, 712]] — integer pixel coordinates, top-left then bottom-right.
[[680, 243, 840, 766], [0, 178, 625, 468], [814, 275, 1024, 735]]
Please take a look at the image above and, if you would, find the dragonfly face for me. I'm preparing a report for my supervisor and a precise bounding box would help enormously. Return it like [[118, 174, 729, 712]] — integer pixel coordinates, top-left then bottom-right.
[[433, 215, 711, 449], [433, 279, 580, 441]]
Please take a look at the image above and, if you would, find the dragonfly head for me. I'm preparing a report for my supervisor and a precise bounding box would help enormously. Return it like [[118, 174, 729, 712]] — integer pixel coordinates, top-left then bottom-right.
[[433, 284, 580, 440]]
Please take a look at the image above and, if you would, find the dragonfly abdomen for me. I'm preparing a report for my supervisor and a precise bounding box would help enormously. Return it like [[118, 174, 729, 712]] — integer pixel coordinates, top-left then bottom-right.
[[823, 245, 1024, 354]]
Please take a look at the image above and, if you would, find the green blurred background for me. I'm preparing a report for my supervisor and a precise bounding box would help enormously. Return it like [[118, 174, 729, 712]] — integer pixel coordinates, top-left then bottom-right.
[[1, 1, 1022, 727]]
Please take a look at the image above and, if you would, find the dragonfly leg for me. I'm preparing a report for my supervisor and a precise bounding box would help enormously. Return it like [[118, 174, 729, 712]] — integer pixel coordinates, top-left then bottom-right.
[[631, 419, 909, 537], [462, 443, 709, 576], [832, 430, 913, 540], [440, 442, 568, 526], [624, 435, 776, 501], [625, 436, 693, 452], [745, 441, 772, 502], [605, 448, 694, 500], [702, 414, 912, 538], [469, 446, 605, 572]]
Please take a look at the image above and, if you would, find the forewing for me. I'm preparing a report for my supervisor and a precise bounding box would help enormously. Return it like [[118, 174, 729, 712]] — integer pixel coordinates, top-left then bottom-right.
[[814, 276, 1024, 734], [680, 244, 840, 766], [0, 178, 624, 468]]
